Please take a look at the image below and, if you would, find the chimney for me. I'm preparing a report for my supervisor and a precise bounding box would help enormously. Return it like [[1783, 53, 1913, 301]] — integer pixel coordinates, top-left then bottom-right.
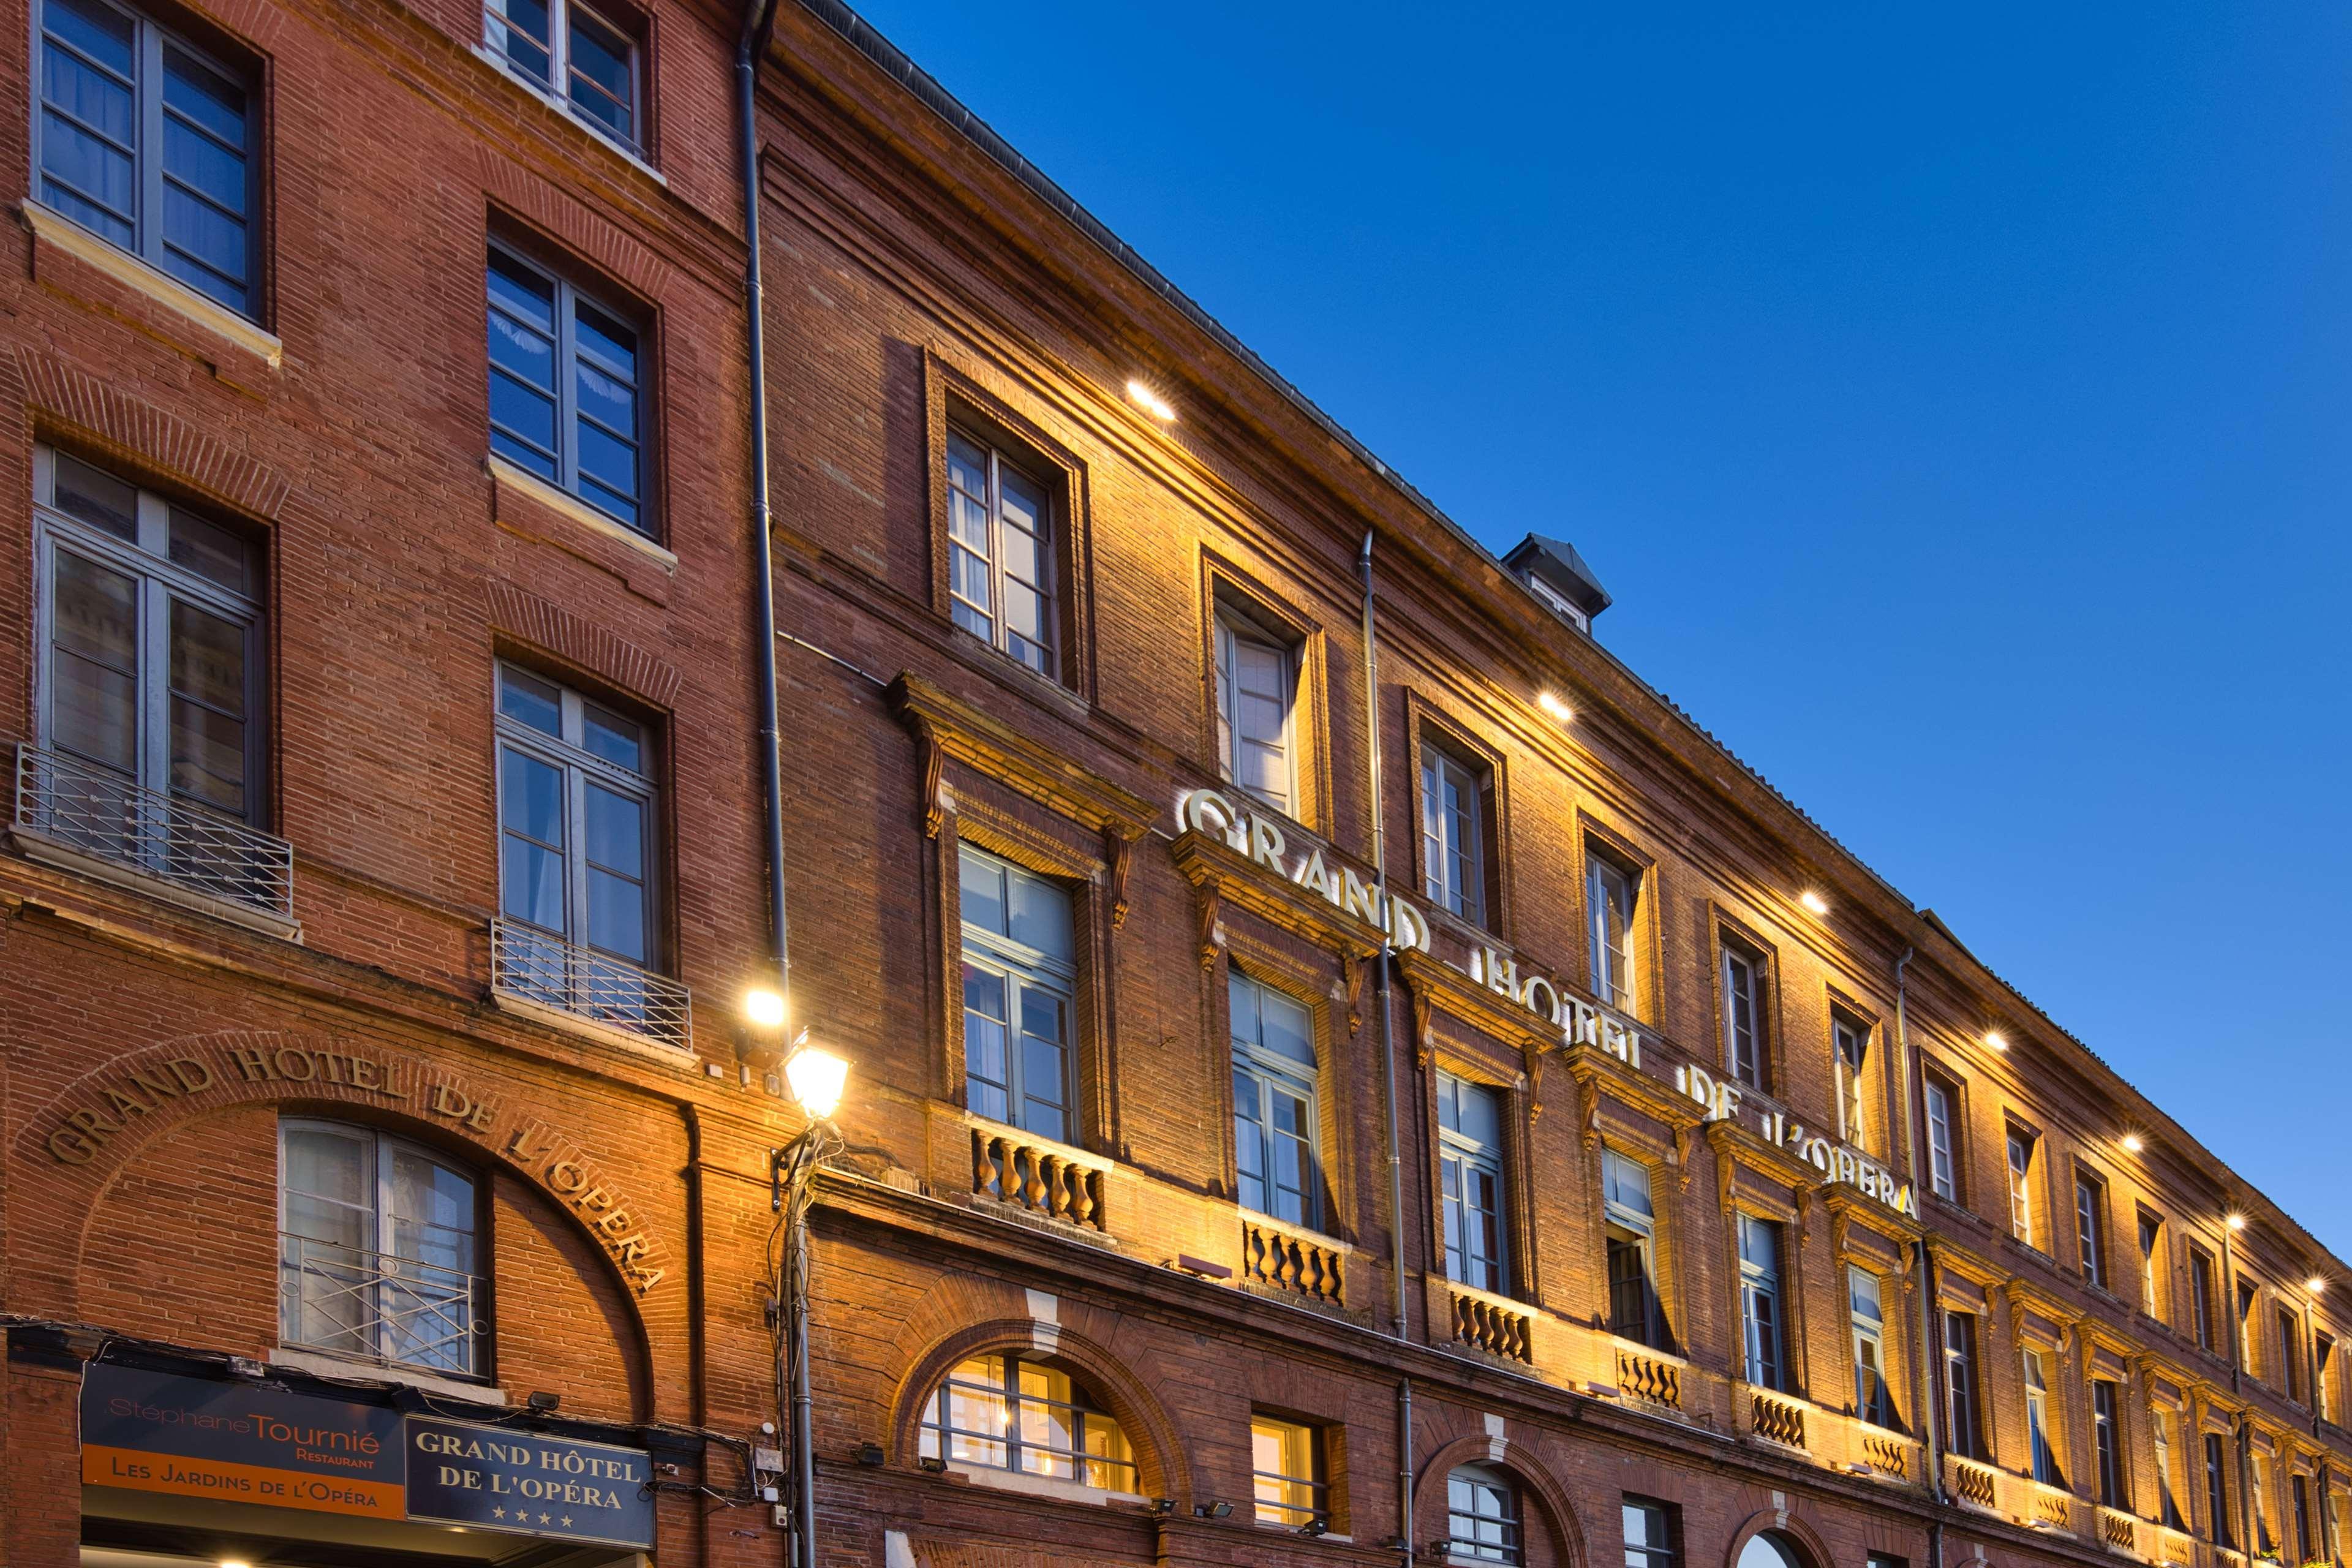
[[1502, 534, 1611, 636]]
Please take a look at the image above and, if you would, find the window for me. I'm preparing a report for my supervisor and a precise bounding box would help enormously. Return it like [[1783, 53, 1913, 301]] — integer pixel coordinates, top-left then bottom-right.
[[2329, 1488, 2349, 1565], [495, 664, 662, 1019], [2318, 1333, 2336, 1425], [33, 450, 266, 853], [1851, 1266, 1893, 1428], [1737, 1213, 1785, 1390], [35, 0, 256, 314], [1586, 850, 1639, 1012], [2282, 1308, 2306, 1403], [958, 844, 1076, 1142], [2007, 1127, 2039, 1247], [917, 1352, 1135, 1491], [2078, 1173, 2108, 1289], [1943, 1311, 1983, 1459], [1231, 971, 1321, 1229], [2191, 1247, 2218, 1351], [1623, 1497, 1676, 1568], [2153, 1406, 2185, 1530], [488, 245, 647, 535], [1213, 603, 1299, 815], [1603, 1148, 1668, 1350], [1719, 940, 1768, 1091], [2298, 1475, 2315, 1562], [2024, 1349, 2064, 1486], [1250, 1415, 1327, 1528], [2141, 1212, 2165, 1318], [2241, 1281, 2262, 1377], [1923, 1073, 1959, 1202], [484, 0, 641, 146], [2093, 1379, 2125, 1506], [946, 427, 1057, 678], [279, 1121, 479, 1376], [1833, 1011, 1869, 1148], [2256, 1455, 2278, 1556], [1438, 1073, 1509, 1294], [1420, 745, 1488, 926], [2206, 1432, 2233, 1546], [1446, 1463, 1521, 1564]]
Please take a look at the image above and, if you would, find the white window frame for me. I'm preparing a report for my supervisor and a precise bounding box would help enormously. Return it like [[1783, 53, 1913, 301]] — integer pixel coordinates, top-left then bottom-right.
[[1602, 1147, 1665, 1349], [487, 242, 648, 535], [1229, 970, 1321, 1231], [1438, 1071, 1509, 1295], [1720, 942, 1765, 1090], [2077, 1172, 2108, 1289], [2007, 1128, 2038, 1246], [1943, 1310, 1982, 1458], [1850, 1265, 1893, 1428], [2024, 1348, 2062, 1485], [1737, 1212, 1785, 1391], [483, 0, 643, 149], [1586, 850, 1639, 1012], [1420, 744, 1487, 925], [945, 426, 1059, 680], [1446, 1462, 1521, 1564], [2093, 1378, 2125, 1506], [1924, 1075, 1958, 1201], [1213, 605, 1297, 815], [957, 843, 1077, 1142], [494, 662, 658, 969], [1833, 1012, 1869, 1148]]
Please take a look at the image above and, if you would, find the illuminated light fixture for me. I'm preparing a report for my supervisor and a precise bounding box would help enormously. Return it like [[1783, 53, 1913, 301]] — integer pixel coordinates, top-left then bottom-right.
[[1126, 380, 1175, 422], [2309, 1277, 2328, 1295], [744, 987, 786, 1031], [2226, 1213, 2247, 1232], [783, 1041, 850, 1121], [2120, 1134, 2144, 1155], [1799, 889, 1830, 916], [221, 1560, 252, 1568], [1537, 690, 1575, 724], [1984, 1031, 2008, 1052]]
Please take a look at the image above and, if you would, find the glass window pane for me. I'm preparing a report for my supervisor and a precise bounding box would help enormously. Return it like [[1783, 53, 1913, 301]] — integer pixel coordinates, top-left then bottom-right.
[[957, 845, 1007, 936], [499, 748, 564, 844], [487, 0, 552, 82], [566, 6, 633, 140], [498, 667, 562, 734], [40, 114, 136, 241], [576, 417, 638, 502], [576, 356, 636, 439], [169, 696, 246, 815], [575, 299, 636, 374], [52, 454, 139, 538], [582, 704, 642, 771], [488, 251, 557, 333], [500, 837, 565, 930], [587, 865, 646, 962], [1008, 867, 1071, 960], [166, 507, 249, 594], [45, 0, 135, 75], [42, 44, 135, 148], [162, 46, 244, 145], [1256, 986, 1314, 1066], [162, 115, 246, 214], [583, 783, 643, 874]]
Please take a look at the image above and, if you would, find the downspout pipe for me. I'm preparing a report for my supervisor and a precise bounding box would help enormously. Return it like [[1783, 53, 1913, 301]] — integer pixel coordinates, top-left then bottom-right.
[[1361, 531, 1413, 1568], [739, 0, 791, 1019]]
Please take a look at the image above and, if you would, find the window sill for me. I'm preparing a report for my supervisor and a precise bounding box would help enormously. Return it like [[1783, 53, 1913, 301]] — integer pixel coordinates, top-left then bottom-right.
[[271, 1345, 505, 1404], [470, 44, 665, 186], [488, 454, 676, 569], [21, 199, 282, 369], [938, 1460, 1143, 1508], [9, 824, 302, 943], [489, 984, 697, 1066]]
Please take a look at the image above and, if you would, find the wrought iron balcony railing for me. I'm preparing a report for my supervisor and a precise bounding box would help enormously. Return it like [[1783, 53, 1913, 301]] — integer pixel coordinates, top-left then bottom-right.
[[279, 1232, 483, 1377], [490, 916, 693, 1052], [13, 744, 293, 921]]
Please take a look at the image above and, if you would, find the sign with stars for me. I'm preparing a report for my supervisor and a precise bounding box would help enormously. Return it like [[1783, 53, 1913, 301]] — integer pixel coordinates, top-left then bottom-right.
[[403, 1416, 654, 1548]]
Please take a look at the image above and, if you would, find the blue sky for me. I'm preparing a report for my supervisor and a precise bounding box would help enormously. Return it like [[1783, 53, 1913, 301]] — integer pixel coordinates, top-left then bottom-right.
[[843, 2, 2352, 1254]]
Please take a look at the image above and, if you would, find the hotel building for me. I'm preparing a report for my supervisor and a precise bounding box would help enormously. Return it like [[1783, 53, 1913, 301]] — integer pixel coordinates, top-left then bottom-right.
[[0, 4, 2341, 1568]]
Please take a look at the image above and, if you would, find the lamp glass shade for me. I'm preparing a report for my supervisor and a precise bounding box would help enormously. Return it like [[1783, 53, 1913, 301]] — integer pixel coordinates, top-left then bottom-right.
[[785, 1044, 849, 1119]]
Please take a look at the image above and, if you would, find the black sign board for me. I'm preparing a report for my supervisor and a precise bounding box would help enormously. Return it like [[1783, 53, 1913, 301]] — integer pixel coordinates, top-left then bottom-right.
[[81, 1364, 407, 1518], [404, 1416, 654, 1548]]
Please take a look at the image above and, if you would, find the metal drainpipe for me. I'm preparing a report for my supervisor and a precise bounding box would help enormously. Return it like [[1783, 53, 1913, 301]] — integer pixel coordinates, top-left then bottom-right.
[[1360, 532, 1414, 1568], [734, 4, 798, 1565], [1894, 946, 1948, 1510]]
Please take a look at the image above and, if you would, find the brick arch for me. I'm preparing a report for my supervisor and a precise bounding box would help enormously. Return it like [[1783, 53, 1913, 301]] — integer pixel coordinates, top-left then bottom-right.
[[14, 1031, 666, 1363], [1414, 1431, 1588, 1568], [884, 1316, 1193, 1503], [486, 579, 682, 707], [9, 349, 292, 519], [1722, 1507, 1838, 1568], [478, 151, 673, 301]]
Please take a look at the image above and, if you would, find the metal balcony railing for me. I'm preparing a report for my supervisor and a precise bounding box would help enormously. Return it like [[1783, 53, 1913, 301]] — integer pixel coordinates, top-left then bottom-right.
[[279, 1232, 483, 1376], [490, 916, 693, 1052], [13, 744, 293, 920]]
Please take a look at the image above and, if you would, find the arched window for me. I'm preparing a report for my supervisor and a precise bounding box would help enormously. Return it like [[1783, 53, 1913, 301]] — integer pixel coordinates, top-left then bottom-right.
[[918, 1352, 1137, 1492], [278, 1121, 481, 1376], [1736, 1531, 1809, 1568], [1446, 1462, 1523, 1563]]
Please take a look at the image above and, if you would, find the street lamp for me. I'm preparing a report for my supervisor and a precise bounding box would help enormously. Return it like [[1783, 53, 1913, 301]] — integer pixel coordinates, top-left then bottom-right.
[[768, 1025, 848, 1568]]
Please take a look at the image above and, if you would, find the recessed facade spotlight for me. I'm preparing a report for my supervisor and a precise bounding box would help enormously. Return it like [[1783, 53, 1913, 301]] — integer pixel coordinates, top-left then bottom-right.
[[1126, 380, 1175, 421], [1799, 890, 1830, 916]]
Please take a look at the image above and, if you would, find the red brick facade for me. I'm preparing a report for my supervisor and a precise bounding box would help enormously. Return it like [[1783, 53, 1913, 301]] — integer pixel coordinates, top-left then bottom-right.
[[0, 4, 2342, 1568]]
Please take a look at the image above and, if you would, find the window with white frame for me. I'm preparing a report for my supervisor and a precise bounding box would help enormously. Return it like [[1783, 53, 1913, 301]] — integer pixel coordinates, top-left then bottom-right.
[[2255, 1453, 2278, 1556], [488, 244, 647, 535], [2317, 1333, 2336, 1425], [2094, 1378, 2125, 1506], [917, 1352, 1136, 1492], [495, 664, 658, 989], [1737, 1212, 1785, 1390], [279, 1120, 480, 1375], [1230, 970, 1321, 1230], [32, 449, 266, 850], [2206, 1432, 2233, 1547], [1924, 1072, 1959, 1202], [946, 427, 1058, 679], [1420, 743, 1487, 926], [1624, 1497, 1676, 1568], [2280, 1306, 2305, 1404], [1832, 1011, 1869, 1148], [1943, 1310, 1983, 1458], [1604, 1148, 1668, 1350], [957, 844, 1077, 1142], [2152, 1404, 2186, 1529], [1851, 1265, 1893, 1429], [484, 0, 642, 148], [2190, 1246, 2218, 1351], [1438, 1072, 1508, 1294], [2024, 1348, 2065, 1485], [2078, 1172, 2108, 1289], [1213, 602, 1298, 815], [2140, 1211, 2165, 1319], [1719, 939, 1767, 1091], [1586, 849, 1639, 1012], [2007, 1126, 2040, 1247], [1446, 1462, 1521, 1564], [35, 0, 257, 314]]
